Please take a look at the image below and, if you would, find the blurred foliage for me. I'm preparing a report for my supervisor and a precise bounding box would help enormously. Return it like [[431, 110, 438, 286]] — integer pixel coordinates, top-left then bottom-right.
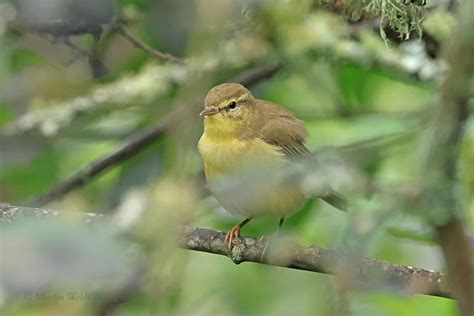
[[0, 0, 472, 315]]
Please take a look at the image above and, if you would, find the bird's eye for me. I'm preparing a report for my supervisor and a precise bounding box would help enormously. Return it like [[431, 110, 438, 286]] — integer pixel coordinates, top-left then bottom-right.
[[228, 101, 237, 110]]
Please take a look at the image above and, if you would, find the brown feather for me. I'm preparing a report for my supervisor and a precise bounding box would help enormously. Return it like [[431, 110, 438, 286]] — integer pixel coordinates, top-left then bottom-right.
[[250, 100, 348, 211], [255, 100, 310, 159]]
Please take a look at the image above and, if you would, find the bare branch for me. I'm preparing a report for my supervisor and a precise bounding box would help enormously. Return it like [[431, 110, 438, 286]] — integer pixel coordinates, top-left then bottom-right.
[[116, 26, 186, 65], [30, 116, 170, 206]]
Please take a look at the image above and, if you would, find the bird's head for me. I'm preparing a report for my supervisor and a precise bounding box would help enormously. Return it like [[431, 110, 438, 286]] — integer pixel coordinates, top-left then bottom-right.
[[200, 83, 258, 136]]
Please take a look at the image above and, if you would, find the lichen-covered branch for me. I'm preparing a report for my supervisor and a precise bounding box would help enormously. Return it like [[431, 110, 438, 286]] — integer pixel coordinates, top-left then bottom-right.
[[3, 62, 189, 137], [181, 226, 451, 299], [0, 204, 452, 299], [3, 31, 440, 138], [0, 203, 104, 224]]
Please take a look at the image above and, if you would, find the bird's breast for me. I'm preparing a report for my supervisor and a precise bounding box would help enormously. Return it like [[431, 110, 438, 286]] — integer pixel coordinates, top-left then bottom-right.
[[198, 133, 306, 217], [198, 133, 286, 176]]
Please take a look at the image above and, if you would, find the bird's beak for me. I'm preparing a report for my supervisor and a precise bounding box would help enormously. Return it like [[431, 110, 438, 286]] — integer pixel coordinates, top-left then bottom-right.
[[199, 107, 219, 117]]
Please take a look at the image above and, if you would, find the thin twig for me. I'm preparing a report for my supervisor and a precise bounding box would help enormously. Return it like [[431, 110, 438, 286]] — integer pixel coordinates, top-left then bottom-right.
[[30, 117, 171, 206], [116, 26, 186, 65]]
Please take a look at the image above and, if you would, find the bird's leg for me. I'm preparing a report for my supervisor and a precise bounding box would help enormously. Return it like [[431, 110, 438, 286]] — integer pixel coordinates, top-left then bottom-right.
[[278, 217, 285, 231], [224, 217, 252, 253], [259, 217, 286, 262]]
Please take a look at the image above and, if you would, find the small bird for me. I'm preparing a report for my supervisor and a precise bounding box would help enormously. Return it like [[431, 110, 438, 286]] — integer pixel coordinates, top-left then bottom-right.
[[198, 83, 345, 252]]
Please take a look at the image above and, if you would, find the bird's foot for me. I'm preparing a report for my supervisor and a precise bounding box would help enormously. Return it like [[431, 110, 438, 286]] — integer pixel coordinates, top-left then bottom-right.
[[224, 225, 242, 254]]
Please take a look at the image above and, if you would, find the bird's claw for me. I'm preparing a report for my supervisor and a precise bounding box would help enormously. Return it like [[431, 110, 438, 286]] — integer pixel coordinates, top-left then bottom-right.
[[224, 225, 242, 253]]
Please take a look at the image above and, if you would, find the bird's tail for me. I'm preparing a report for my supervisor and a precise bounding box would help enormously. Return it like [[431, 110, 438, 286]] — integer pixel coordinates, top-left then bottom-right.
[[319, 190, 349, 212]]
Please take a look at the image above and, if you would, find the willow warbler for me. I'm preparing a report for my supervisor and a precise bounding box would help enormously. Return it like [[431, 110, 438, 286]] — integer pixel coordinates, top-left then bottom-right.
[[198, 83, 344, 251]]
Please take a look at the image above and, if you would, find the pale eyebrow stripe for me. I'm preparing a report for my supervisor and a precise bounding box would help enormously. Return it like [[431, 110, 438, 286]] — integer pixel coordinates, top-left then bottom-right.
[[237, 95, 247, 102], [217, 94, 246, 109]]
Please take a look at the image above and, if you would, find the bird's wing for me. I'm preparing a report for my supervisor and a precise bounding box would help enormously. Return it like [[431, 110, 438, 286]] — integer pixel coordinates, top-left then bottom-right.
[[258, 107, 310, 159], [258, 104, 349, 211]]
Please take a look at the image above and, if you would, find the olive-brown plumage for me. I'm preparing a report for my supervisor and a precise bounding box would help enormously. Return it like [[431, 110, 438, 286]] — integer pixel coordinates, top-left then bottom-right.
[[198, 83, 343, 251], [201, 83, 309, 156]]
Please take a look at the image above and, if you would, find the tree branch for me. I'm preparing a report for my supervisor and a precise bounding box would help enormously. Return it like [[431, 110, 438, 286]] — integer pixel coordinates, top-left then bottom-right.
[[29, 64, 281, 206], [420, 1, 474, 315], [0, 203, 104, 224], [181, 226, 451, 299], [0, 203, 452, 299], [116, 26, 186, 65]]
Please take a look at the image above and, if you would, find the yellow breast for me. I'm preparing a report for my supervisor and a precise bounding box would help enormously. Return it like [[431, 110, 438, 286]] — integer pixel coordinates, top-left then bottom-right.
[[198, 132, 285, 176], [198, 132, 306, 217]]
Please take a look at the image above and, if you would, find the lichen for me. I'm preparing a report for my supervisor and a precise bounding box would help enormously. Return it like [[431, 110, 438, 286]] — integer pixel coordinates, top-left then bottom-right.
[[314, 0, 427, 41], [230, 246, 244, 264], [345, 0, 426, 41]]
